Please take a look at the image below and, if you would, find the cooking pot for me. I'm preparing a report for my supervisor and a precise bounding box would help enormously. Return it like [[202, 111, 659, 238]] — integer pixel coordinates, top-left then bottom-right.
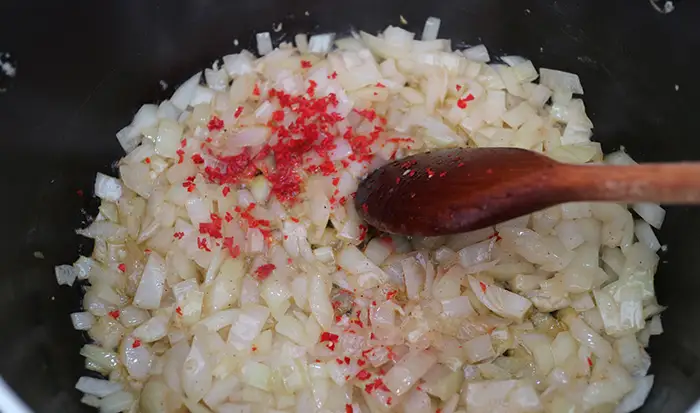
[[1, 0, 699, 411]]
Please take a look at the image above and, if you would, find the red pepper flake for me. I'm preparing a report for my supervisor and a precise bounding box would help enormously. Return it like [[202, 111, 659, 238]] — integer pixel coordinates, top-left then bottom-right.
[[365, 378, 390, 394], [191, 154, 205, 164], [344, 356, 351, 364], [132, 339, 141, 348], [108, 310, 120, 319], [375, 82, 386, 88], [290, 217, 299, 223], [76, 189, 84, 197], [197, 237, 211, 252], [426, 168, 435, 178], [175, 306, 183, 316], [144, 249, 151, 254], [224, 212, 233, 222], [251, 345, 258, 352], [252, 84, 261, 96], [315, 359, 321, 363], [331, 177, 340, 187], [116, 263, 126, 273], [144, 157, 151, 164], [488, 231, 503, 242], [208, 116, 224, 131], [458, 161, 465, 167], [223, 237, 240, 258], [386, 290, 397, 300], [357, 359, 366, 367], [319, 332, 339, 351], [222, 186, 230, 197], [301, 60, 312, 68], [234, 106, 244, 118], [346, 404, 353, 413], [361, 203, 369, 214], [387, 397, 393, 406], [307, 79, 318, 96], [436, 410, 442, 413], [255, 264, 276, 281], [356, 370, 372, 381], [176, 149, 185, 164], [479, 281, 488, 293], [587, 357, 593, 367], [456, 84, 462, 91], [358, 225, 368, 242], [336, 358, 344, 365], [457, 93, 476, 109], [330, 71, 338, 79], [271, 110, 285, 123], [416, 385, 422, 391]]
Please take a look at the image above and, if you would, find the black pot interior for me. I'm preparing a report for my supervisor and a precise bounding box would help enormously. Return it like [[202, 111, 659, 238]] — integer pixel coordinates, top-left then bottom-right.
[[1, 0, 699, 411]]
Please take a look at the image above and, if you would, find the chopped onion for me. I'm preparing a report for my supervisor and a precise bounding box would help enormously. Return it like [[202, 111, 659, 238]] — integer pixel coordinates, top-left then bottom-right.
[[68, 22, 665, 413], [421, 17, 441, 41], [256, 32, 273, 56], [71, 312, 95, 330]]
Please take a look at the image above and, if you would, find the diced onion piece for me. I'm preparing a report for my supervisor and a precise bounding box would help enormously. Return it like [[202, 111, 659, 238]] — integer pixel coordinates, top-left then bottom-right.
[[94, 173, 123, 202], [539, 68, 584, 94], [421, 17, 441, 41], [308, 33, 335, 54], [633, 202, 665, 229], [384, 349, 437, 396], [75, 376, 122, 397], [71, 312, 95, 330], [133, 252, 167, 309], [256, 32, 273, 56], [171, 72, 202, 110], [468, 275, 532, 321]]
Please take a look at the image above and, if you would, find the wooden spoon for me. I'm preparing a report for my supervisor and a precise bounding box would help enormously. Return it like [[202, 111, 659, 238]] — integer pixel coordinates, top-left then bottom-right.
[[355, 147, 700, 236]]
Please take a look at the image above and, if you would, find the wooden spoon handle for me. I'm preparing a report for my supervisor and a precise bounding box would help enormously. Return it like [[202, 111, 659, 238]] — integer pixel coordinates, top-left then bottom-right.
[[558, 162, 700, 204]]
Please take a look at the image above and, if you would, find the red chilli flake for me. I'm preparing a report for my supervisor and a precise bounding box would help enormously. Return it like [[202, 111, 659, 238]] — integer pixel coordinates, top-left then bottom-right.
[[457, 93, 476, 109], [365, 378, 390, 394], [426, 168, 435, 178], [108, 310, 120, 319], [357, 359, 366, 366], [222, 186, 231, 197], [207, 116, 224, 131], [375, 82, 386, 88], [223, 237, 241, 258], [587, 357, 593, 367], [386, 290, 397, 300], [387, 397, 393, 406], [346, 404, 353, 413], [132, 339, 141, 349], [197, 237, 211, 252], [191, 154, 205, 164], [479, 281, 488, 293], [290, 217, 299, 223], [176, 149, 185, 164], [456, 84, 462, 91], [252, 84, 261, 96], [319, 332, 340, 351], [336, 358, 344, 365], [175, 306, 183, 316], [144, 157, 151, 164], [301, 60, 312, 68], [344, 356, 351, 364], [173, 231, 184, 240], [255, 264, 276, 281], [117, 263, 126, 273], [234, 106, 244, 118], [356, 370, 372, 381]]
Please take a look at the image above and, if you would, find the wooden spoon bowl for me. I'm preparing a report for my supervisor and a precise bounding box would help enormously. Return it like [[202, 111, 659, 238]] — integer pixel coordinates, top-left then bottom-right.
[[355, 147, 700, 236]]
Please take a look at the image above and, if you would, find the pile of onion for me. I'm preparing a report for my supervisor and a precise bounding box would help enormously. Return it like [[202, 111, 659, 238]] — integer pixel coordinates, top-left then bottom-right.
[[59, 18, 665, 413]]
